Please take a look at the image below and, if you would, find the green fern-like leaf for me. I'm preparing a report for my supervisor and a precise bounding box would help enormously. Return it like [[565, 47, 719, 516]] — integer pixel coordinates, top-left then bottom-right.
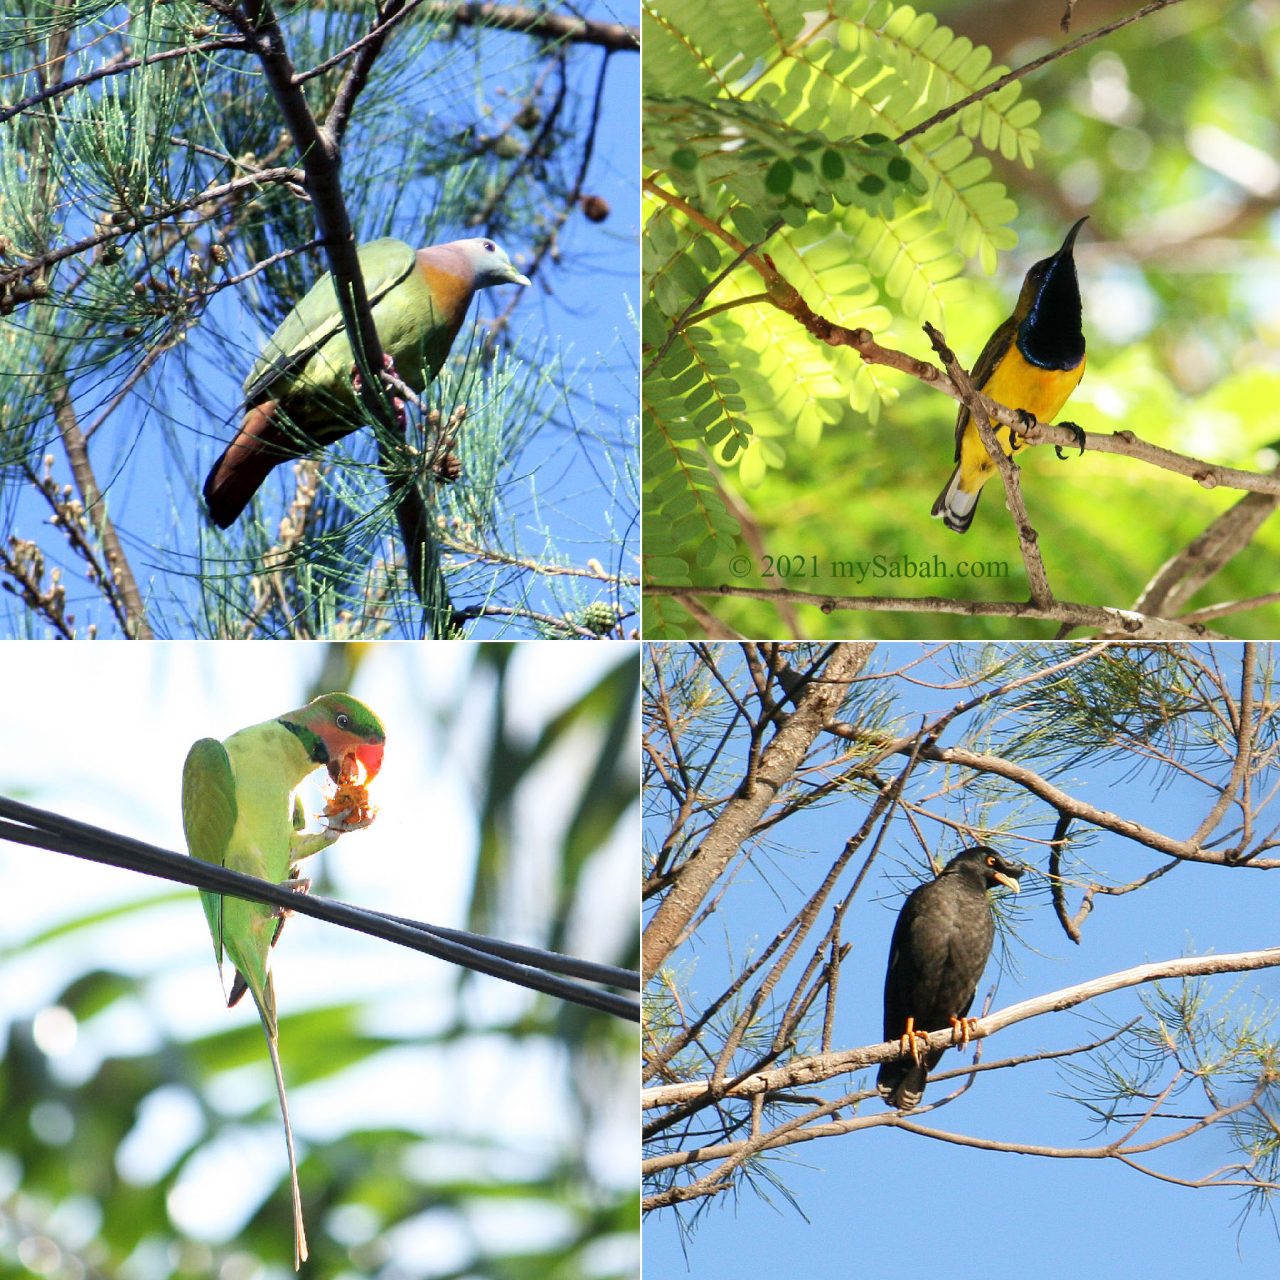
[[642, 0, 1046, 626], [646, 97, 923, 224], [643, 340, 743, 580], [642, 0, 815, 101]]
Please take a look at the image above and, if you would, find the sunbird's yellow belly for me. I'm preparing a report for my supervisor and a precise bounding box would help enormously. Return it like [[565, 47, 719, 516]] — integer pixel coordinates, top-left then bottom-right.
[[958, 345, 1086, 482]]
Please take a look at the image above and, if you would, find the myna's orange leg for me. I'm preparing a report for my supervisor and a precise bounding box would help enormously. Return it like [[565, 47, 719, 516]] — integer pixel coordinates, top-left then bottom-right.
[[949, 1015, 979, 1047], [899, 1016, 931, 1064]]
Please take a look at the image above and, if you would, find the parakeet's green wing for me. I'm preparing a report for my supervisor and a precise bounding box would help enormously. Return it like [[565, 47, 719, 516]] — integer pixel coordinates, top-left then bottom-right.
[[243, 238, 417, 401], [181, 737, 238, 968]]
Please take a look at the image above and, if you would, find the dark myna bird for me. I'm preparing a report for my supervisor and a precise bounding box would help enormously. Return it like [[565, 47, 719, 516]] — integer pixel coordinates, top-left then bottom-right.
[[877, 847, 1024, 1111]]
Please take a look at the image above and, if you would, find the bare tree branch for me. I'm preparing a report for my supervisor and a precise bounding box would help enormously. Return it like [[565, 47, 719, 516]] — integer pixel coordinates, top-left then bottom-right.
[[641, 643, 875, 983], [644, 946, 1280, 1113], [643, 582, 1221, 639]]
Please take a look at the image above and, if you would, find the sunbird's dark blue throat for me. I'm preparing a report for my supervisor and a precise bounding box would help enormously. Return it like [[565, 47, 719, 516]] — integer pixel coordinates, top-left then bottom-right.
[[1016, 216, 1086, 370]]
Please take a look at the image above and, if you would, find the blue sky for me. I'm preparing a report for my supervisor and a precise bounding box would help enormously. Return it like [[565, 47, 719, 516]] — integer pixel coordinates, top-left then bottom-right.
[[644, 642, 1280, 1275]]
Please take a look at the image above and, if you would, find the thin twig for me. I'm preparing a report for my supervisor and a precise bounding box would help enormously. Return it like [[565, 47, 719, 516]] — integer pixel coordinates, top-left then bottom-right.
[[643, 581, 1219, 640], [924, 321, 1055, 604], [895, 0, 1190, 146]]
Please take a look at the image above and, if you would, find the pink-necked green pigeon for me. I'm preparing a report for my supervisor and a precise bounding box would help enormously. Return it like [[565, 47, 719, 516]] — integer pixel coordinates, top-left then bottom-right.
[[204, 236, 530, 528]]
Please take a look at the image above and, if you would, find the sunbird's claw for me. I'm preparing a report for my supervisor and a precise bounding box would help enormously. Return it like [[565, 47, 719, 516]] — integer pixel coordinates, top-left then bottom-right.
[[1055, 420, 1086, 460], [1006, 407, 1036, 449]]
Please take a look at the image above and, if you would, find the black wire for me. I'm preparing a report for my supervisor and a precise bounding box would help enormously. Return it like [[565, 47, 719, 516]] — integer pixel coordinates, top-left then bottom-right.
[[370, 909, 639, 988], [0, 795, 639, 1022]]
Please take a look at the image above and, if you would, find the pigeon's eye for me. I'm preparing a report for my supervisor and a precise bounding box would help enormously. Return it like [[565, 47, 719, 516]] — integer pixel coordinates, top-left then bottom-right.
[[483, 240, 496, 253]]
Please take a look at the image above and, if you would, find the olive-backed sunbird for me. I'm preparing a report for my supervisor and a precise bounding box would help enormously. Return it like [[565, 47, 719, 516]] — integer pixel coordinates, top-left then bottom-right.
[[931, 217, 1088, 534]]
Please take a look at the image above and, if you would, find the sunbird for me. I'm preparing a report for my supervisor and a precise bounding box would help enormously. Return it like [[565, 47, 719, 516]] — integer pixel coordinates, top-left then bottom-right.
[[182, 692, 386, 1268], [932, 217, 1088, 533]]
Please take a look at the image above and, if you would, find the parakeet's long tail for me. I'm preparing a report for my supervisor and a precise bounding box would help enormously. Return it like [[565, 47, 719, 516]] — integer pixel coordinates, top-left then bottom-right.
[[258, 1015, 309, 1269]]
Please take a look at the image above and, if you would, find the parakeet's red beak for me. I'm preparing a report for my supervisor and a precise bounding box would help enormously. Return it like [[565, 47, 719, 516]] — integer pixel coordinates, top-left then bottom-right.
[[328, 741, 384, 783], [356, 741, 384, 781]]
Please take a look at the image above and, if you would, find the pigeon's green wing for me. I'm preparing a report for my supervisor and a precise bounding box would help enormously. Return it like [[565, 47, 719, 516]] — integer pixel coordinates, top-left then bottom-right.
[[243, 238, 417, 401]]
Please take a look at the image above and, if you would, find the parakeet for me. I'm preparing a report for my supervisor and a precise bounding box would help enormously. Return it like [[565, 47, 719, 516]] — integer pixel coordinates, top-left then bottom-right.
[[203, 236, 531, 528], [182, 692, 386, 1268]]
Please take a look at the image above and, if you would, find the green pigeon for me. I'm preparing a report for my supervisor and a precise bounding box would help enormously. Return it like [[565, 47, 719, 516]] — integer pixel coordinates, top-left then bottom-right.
[[204, 236, 531, 528], [181, 692, 386, 1268]]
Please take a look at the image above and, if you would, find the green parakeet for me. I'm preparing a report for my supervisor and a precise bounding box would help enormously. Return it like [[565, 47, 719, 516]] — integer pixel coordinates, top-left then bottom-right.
[[182, 692, 386, 1268], [203, 236, 530, 527]]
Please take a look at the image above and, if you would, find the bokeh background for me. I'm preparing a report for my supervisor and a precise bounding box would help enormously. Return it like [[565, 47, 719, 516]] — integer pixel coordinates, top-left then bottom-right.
[[0, 641, 639, 1277]]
